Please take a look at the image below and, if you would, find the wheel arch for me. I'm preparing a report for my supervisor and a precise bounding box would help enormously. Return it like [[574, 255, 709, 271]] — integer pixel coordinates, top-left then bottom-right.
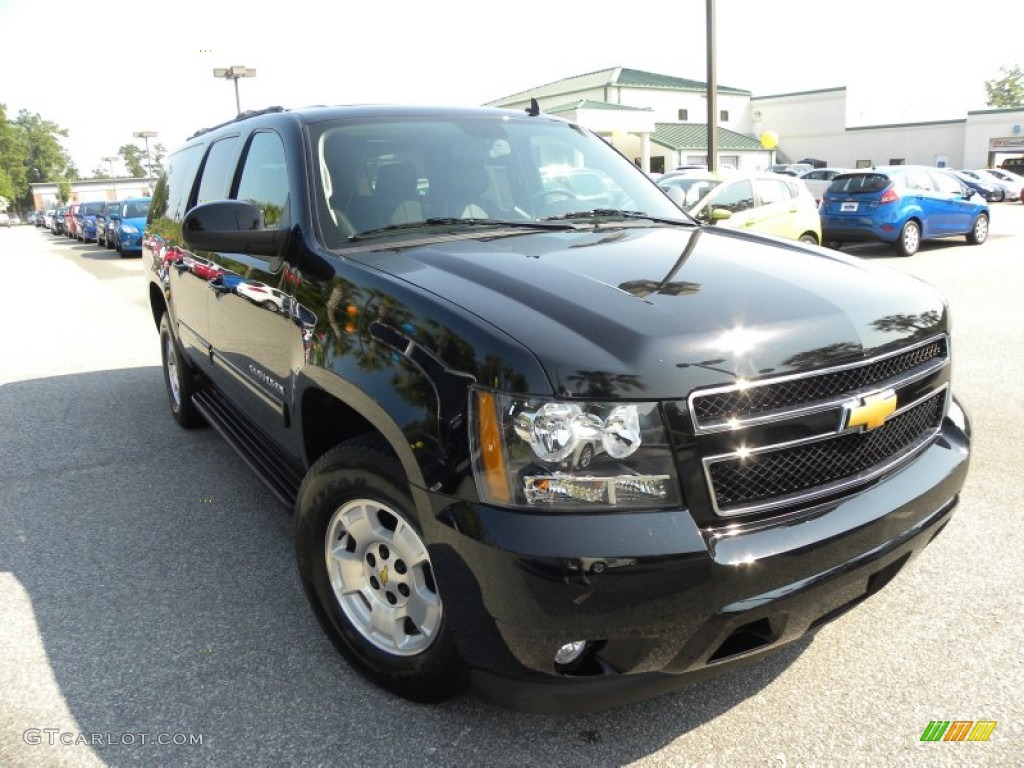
[[296, 369, 432, 494]]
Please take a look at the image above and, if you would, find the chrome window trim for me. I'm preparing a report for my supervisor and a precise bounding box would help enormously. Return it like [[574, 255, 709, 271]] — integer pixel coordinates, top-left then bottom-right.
[[703, 384, 949, 517], [687, 334, 949, 435]]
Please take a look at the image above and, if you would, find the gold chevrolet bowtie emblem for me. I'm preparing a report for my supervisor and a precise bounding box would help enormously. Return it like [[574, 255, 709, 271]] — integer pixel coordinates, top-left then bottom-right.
[[844, 390, 898, 432], [380, 565, 389, 587]]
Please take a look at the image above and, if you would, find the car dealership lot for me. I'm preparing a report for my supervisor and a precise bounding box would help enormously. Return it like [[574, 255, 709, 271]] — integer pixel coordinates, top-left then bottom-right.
[[1, 214, 1022, 766]]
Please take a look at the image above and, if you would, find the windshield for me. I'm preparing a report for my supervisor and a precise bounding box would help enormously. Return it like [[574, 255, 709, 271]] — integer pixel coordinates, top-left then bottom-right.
[[81, 202, 105, 215], [123, 201, 151, 218], [312, 114, 686, 247]]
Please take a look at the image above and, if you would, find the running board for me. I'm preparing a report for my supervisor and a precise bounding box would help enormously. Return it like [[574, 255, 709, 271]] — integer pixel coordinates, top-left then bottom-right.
[[192, 388, 305, 509]]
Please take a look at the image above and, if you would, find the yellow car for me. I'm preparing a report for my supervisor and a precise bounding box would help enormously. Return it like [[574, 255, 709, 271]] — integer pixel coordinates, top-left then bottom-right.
[[660, 172, 822, 244]]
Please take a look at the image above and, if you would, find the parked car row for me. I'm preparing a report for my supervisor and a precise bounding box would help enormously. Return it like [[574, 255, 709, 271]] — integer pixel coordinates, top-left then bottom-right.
[[658, 164, 993, 257], [35, 198, 152, 257]]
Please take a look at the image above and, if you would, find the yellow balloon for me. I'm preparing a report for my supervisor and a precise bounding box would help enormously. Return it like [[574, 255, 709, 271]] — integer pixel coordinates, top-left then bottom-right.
[[760, 130, 778, 150]]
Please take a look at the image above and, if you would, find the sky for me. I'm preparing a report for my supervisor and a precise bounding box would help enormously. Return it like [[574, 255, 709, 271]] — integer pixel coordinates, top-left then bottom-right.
[[1, 0, 1020, 176]]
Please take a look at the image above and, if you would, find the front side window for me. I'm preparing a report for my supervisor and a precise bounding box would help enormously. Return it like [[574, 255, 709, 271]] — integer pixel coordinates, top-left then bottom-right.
[[235, 131, 290, 228], [195, 136, 241, 205]]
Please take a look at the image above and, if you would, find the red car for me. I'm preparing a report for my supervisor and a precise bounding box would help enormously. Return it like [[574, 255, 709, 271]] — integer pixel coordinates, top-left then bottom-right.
[[64, 203, 81, 239]]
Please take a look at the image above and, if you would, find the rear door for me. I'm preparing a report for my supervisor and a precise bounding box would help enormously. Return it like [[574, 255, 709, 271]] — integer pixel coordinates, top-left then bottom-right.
[[751, 177, 798, 238]]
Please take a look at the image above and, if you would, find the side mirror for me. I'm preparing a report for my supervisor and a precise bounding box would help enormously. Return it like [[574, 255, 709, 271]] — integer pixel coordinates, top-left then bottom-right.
[[710, 208, 733, 222], [183, 200, 288, 258]]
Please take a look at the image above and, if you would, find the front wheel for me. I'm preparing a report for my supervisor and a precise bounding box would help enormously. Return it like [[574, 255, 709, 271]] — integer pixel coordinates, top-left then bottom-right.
[[798, 232, 819, 245], [159, 313, 203, 428], [294, 439, 467, 703], [895, 220, 920, 256], [966, 213, 988, 245]]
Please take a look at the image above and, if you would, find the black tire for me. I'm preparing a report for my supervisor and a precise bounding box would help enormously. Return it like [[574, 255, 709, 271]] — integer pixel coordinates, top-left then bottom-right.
[[966, 213, 989, 245], [294, 438, 467, 703], [824, 239, 842, 250], [798, 232, 818, 245], [159, 312, 203, 428], [895, 220, 920, 257]]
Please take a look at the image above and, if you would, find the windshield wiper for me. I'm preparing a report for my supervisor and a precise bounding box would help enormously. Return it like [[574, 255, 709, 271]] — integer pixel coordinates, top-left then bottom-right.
[[348, 217, 580, 241], [541, 208, 693, 226]]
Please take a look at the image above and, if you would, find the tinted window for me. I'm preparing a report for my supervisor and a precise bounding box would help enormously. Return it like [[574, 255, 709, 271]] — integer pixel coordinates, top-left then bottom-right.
[[195, 136, 241, 205], [147, 143, 204, 233], [827, 174, 889, 194], [235, 132, 290, 228]]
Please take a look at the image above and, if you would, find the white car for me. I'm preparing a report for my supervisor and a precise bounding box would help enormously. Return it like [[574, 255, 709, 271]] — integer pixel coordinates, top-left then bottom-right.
[[799, 167, 853, 203], [979, 168, 1024, 201], [236, 280, 290, 312], [0, 213, 10, 227]]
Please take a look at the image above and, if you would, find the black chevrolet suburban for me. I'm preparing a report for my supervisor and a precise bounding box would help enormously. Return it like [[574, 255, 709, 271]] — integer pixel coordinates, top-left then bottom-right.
[[144, 104, 971, 713]]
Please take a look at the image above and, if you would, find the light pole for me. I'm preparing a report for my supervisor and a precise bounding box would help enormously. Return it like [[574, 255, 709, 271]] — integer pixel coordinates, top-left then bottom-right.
[[133, 131, 157, 177], [213, 66, 257, 116], [101, 156, 118, 177]]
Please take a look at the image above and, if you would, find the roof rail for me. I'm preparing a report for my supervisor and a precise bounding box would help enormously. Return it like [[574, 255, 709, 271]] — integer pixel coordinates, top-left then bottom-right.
[[188, 106, 288, 139]]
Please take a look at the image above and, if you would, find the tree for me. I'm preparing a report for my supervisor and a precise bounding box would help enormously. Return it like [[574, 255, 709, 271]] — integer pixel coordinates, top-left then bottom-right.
[[56, 179, 72, 204], [118, 144, 147, 177], [90, 167, 112, 179], [152, 142, 167, 176], [0, 105, 75, 210], [984, 65, 1024, 108]]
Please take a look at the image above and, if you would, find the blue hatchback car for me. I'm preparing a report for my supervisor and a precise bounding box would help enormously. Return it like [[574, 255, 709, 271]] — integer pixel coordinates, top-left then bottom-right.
[[113, 197, 152, 257], [820, 166, 989, 256]]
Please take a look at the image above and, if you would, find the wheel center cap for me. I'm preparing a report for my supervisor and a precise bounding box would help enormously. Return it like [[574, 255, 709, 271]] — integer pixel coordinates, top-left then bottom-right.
[[380, 565, 389, 587]]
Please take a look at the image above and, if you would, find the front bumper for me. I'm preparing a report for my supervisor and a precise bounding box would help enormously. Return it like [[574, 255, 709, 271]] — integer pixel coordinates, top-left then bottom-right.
[[427, 415, 969, 713], [118, 231, 142, 252]]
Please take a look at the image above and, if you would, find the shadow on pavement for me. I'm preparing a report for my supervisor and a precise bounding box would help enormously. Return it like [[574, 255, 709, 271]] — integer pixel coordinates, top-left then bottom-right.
[[0, 368, 806, 767]]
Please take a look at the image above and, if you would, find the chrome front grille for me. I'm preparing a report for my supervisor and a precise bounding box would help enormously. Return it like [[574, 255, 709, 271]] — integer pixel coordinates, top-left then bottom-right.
[[689, 337, 948, 433], [705, 389, 945, 515], [691, 335, 950, 517]]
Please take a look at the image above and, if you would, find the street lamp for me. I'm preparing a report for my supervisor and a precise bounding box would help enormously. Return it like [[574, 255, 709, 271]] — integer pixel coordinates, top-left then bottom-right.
[[213, 65, 257, 116], [101, 156, 118, 177], [133, 131, 157, 177]]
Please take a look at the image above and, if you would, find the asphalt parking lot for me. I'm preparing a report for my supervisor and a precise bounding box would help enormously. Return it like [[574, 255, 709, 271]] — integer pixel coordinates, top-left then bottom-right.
[[1, 213, 1021, 767]]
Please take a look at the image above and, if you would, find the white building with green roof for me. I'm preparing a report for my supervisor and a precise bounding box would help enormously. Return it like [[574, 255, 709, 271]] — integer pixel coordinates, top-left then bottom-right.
[[487, 67, 1024, 173]]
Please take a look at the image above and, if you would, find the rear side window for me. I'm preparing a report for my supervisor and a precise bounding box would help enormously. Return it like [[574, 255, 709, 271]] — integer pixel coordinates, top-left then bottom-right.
[[708, 179, 754, 213], [147, 144, 204, 239], [827, 174, 889, 194], [754, 178, 794, 204]]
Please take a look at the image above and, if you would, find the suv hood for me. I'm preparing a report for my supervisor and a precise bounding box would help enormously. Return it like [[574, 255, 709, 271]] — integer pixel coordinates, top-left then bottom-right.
[[346, 226, 947, 398]]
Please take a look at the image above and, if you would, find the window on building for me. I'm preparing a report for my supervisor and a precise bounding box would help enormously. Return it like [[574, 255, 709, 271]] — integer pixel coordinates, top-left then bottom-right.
[[678, 109, 689, 121], [649, 157, 666, 173], [889, 158, 905, 165], [719, 110, 729, 122], [856, 159, 872, 168], [686, 155, 708, 166]]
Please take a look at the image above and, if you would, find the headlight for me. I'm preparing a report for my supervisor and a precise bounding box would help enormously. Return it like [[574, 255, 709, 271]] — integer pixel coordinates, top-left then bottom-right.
[[121, 225, 139, 234], [470, 388, 681, 510]]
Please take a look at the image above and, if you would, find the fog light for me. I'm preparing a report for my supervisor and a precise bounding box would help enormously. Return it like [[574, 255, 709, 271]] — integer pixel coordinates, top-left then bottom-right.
[[554, 640, 588, 666]]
